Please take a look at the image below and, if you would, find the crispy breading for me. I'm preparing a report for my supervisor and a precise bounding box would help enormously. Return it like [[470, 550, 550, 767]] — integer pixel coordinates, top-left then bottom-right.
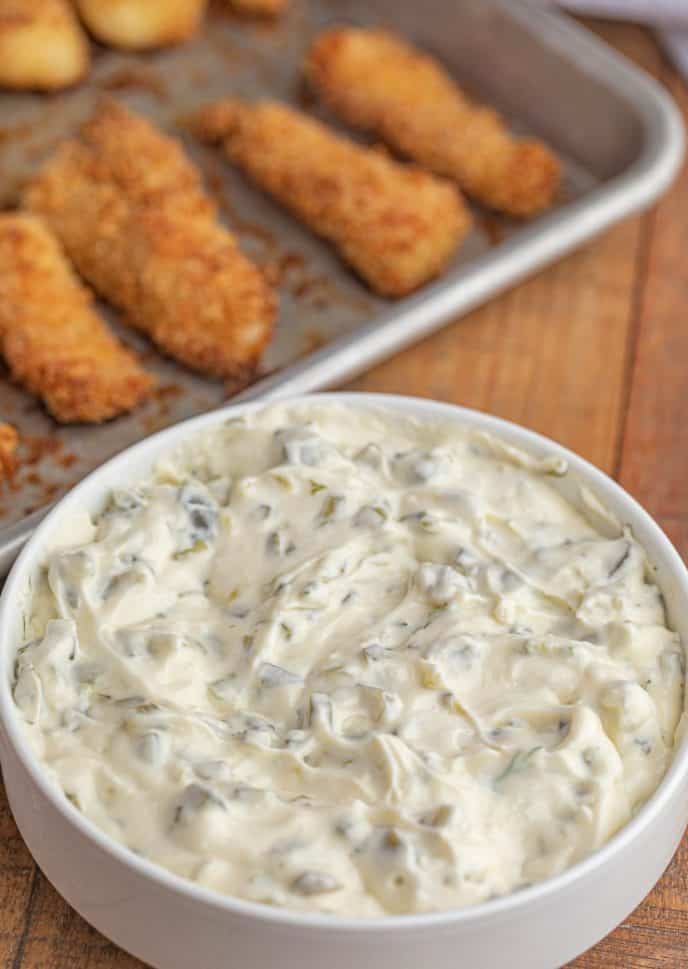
[[188, 99, 470, 297], [0, 214, 154, 424], [226, 0, 287, 17], [24, 100, 275, 382], [306, 28, 561, 218], [0, 423, 18, 480], [75, 0, 206, 50], [0, 0, 89, 91]]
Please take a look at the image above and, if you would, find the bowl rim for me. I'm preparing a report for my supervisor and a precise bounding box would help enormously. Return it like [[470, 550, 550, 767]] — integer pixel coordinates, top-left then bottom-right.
[[1, 391, 687, 933]]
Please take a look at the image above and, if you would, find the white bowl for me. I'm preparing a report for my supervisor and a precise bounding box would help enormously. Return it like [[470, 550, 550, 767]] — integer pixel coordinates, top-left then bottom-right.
[[1, 393, 687, 969]]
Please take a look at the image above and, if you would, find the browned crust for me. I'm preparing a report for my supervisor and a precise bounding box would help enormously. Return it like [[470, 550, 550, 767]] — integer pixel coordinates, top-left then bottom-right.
[[0, 214, 154, 424], [24, 100, 276, 380], [0, 423, 18, 480], [75, 0, 207, 51], [0, 0, 89, 91], [188, 98, 470, 297], [306, 28, 561, 218]]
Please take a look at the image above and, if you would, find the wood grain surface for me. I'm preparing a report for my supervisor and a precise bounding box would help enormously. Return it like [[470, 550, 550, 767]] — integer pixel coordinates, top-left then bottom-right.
[[0, 17, 687, 969]]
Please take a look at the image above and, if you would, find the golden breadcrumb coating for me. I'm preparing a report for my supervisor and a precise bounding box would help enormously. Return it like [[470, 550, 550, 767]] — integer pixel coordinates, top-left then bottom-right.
[[0, 422, 18, 480], [0, 0, 89, 90], [306, 28, 561, 218], [226, 0, 286, 17], [0, 214, 154, 424], [25, 100, 275, 382], [75, 0, 206, 50], [188, 99, 469, 297]]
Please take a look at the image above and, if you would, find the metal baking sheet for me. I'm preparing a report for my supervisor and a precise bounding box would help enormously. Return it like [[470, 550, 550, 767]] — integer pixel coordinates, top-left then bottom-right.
[[0, 0, 684, 576]]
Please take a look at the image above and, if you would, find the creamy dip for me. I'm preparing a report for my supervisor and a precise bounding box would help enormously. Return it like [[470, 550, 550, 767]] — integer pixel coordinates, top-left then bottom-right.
[[13, 403, 685, 916]]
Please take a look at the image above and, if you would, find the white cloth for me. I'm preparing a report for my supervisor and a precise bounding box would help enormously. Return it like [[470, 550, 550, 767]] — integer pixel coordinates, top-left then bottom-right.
[[550, 1, 688, 80]]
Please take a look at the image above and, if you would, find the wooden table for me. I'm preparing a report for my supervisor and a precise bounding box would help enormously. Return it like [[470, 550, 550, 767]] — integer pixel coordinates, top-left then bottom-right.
[[1, 18, 686, 969]]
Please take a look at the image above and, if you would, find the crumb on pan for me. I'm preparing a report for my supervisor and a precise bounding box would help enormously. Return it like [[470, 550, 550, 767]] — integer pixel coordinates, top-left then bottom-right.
[[225, 0, 287, 17], [0, 423, 18, 480], [24, 99, 276, 382], [188, 97, 470, 297], [306, 27, 561, 217], [0, 0, 89, 91], [0, 213, 154, 424], [75, 0, 207, 51]]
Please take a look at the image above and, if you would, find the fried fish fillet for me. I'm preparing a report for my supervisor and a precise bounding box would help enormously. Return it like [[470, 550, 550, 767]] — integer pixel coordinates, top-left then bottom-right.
[[0, 0, 89, 90], [226, 0, 287, 17], [0, 214, 154, 424], [25, 100, 275, 382], [75, 0, 206, 50], [306, 28, 561, 218], [0, 423, 18, 480], [188, 99, 469, 297]]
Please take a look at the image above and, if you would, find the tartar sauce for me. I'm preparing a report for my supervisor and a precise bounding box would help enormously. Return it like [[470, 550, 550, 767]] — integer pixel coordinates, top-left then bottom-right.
[[13, 404, 685, 916]]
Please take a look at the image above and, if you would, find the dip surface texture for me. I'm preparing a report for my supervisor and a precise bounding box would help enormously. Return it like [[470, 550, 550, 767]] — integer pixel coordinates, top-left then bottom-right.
[[13, 404, 685, 916]]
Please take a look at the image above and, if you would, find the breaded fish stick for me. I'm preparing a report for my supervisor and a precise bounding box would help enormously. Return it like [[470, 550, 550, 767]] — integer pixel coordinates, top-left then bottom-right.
[[188, 99, 469, 297], [306, 28, 561, 218], [25, 101, 275, 382], [0, 423, 18, 480], [226, 0, 287, 17], [0, 215, 153, 424], [0, 0, 89, 90], [75, 0, 206, 50]]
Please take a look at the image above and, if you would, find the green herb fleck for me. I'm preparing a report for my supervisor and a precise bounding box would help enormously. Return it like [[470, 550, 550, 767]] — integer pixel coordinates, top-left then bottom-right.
[[495, 747, 543, 786], [174, 539, 208, 560], [272, 473, 292, 491], [320, 495, 343, 521]]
